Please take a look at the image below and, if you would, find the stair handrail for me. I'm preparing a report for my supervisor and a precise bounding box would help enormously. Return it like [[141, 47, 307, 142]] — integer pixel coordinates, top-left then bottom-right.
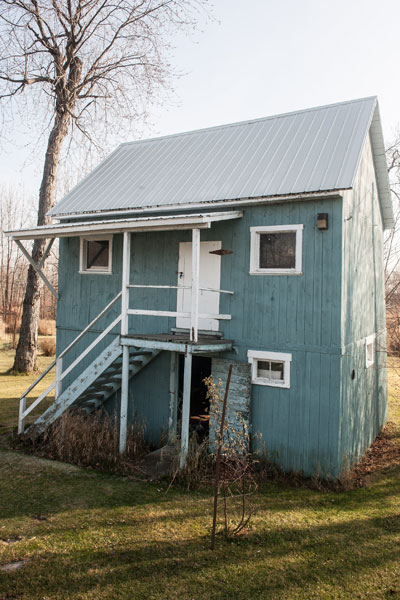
[[18, 291, 123, 434], [57, 291, 122, 360]]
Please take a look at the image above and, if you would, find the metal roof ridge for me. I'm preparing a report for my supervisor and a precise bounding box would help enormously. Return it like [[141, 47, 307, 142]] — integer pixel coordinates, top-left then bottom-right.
[[118, 96, 378, 148]]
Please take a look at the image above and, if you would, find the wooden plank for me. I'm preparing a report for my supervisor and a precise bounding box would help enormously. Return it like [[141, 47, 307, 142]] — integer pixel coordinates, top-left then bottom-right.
[[29, 337, 122, 438], [14, 239, 57, 298], [58, 291, 122, 359], [60, 315, 121, 381], [168, 352, 179, 443], [120, 231, 132, 453], [120, 336, 233, 354], [180, 352, 192, 468], [191, 228, 200, 342]]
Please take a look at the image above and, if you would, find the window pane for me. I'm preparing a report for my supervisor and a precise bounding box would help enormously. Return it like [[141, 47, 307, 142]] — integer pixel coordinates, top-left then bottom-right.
[[87, 240, 109, 268], [259, 232, 296, 269], [270, 361, 284, 380], [257, 360, 270, 378]]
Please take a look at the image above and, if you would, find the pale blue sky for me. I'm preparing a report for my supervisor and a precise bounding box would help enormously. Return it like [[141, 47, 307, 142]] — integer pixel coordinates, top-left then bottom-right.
[[2, 0, 400, 197]]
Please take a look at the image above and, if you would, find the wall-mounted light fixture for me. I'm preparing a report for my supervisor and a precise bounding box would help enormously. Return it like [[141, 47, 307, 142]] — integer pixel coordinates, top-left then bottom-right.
[[317, 213, 328, 230]]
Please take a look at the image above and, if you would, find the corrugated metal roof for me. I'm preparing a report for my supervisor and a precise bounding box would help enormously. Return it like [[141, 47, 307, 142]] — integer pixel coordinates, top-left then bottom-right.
[[49, 96, 393, 228]]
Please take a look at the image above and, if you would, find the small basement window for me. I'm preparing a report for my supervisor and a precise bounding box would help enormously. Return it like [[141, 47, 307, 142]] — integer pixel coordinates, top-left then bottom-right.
[[80, 236, 113, 274], [365, 334, 375, 368], [250, 224, 303, 275], [247, 350, 292, 388]]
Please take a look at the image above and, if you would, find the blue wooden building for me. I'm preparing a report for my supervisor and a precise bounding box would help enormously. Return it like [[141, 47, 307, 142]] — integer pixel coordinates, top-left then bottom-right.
[[9, 96, 393, 477]]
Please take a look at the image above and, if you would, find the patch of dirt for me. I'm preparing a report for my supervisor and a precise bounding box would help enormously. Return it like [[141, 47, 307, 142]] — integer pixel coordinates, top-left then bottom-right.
[[351, 421, 400, 486], [0, 560, 27, 573], [0, 450, 83, 473]]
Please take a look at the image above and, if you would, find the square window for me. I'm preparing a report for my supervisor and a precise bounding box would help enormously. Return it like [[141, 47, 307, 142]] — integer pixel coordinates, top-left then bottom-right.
[[80, 236, 113, 274], [365, 334, 375, 368], [250, 224, 303, 275], [248, 350, 291, 388]]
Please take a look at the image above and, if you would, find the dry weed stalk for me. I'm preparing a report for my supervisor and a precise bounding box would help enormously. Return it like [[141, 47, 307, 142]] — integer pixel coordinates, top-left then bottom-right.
[[37, 409, 147, 473], [40, 337, 56, 356], [38, 319, 56, 336]]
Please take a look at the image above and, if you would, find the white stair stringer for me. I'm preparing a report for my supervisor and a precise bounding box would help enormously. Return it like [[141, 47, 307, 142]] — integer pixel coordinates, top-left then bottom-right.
[[28, 339, 160, 439]]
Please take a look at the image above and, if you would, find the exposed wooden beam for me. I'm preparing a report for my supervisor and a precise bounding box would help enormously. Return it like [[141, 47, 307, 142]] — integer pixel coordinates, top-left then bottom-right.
[[190, 228, 200, 342], [14, 239, 57, 298], [168, 352, 179, 444], [180, 351, 192, 468], [120, 231, 131, 454]]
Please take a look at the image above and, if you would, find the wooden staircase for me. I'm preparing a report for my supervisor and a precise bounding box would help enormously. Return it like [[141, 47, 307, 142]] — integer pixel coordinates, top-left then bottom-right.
[[21, 334, 160, 439]]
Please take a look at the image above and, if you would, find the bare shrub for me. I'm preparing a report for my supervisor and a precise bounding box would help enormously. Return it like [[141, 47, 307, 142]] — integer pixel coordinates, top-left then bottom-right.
[[205, 374, 258, 544], [38, 319, 56, 336], [35, 410, 148, 473], [40, 337, 56, 357], [5, 316, 20, 334]]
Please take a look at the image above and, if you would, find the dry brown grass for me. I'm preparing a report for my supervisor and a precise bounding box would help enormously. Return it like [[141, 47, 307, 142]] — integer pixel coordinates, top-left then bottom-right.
[[22, 409, 148, 474], [38, 319, 56, 336], [40, 337, 56, 356], [0, 318, 5, 340], [4, 316, 21, 334]]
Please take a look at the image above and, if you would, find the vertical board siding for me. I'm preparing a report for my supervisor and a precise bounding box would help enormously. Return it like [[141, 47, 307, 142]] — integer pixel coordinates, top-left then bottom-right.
[[339, 135, 388, 467], [57, 196, 343, 474]]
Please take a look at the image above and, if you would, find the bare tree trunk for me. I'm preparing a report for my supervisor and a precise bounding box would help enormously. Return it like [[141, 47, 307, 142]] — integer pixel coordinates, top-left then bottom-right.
[[13, 110, 71, 372]]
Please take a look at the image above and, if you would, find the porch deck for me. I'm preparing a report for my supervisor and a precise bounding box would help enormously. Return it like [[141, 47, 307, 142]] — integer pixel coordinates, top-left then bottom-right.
[[121, 332, 233, 354]]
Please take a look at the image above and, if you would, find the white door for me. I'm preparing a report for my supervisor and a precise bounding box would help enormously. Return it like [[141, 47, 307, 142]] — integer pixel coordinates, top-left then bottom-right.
[[176, 241, 222, 331]]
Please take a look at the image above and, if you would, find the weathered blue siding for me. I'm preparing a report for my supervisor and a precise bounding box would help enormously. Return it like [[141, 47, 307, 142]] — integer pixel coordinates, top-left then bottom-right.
[[339, 134, 388, 468], [56, 194, 345, 476]]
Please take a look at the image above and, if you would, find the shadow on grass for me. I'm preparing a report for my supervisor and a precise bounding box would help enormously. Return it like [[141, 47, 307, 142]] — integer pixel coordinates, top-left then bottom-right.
[[1, 513, 400, 600]]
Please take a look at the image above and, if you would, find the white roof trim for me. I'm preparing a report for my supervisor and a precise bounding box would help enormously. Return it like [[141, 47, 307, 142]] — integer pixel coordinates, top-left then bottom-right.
[[369, 103, 394, 230], [53, 190, 344, 222], [5, 211, 243, 241]]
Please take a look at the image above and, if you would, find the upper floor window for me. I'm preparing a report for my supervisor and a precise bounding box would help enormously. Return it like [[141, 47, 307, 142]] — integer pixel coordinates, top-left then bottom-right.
[[250, 224, 303, 275], [79, 235, 113, 274]]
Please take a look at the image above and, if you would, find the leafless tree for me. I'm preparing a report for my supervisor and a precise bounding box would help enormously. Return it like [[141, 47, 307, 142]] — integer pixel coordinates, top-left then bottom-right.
[[384, 132, 400, 306], [0, 185, 31, 343], [0, 0, 209, 372]]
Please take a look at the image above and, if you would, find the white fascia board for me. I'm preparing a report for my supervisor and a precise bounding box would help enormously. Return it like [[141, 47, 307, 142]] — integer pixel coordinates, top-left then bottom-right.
[[5, 211, 243, 240], [368, 103, 394, 230], [52, 190, 344, 222]]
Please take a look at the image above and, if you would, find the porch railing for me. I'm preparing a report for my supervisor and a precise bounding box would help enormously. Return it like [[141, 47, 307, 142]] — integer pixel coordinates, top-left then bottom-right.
[[18, 291, 122, 434], [18, 229, 234, 435]]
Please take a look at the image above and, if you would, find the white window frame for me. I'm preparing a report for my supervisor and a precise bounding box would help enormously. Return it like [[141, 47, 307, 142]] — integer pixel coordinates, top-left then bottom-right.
[[365, 334, 376, 368], [79, 235, 113, 275], [247, 350, 292, 388], [249, 224, 303, 275]]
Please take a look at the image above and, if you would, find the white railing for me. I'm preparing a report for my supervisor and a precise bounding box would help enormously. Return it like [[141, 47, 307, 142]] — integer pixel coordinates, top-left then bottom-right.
[[126, 283, 233, 342], [18, 272, 234, 434], [18, 291, 122, 434]]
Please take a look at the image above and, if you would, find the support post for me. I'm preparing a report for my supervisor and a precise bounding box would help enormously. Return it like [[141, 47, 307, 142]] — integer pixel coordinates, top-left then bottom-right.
[[119, 231, 131, 454], [18, 396, 26, 435], [168, 352, 179, 444], [190, 228, 200, 342], [180, 350, 192, 468], [14, 239, 57, 298], [55, 356, 63, 399]]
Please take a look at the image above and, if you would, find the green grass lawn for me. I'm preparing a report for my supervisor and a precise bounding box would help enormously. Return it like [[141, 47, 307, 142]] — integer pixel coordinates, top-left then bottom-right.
[[0, 347, 399, 599], [0, 339, 55, 437]]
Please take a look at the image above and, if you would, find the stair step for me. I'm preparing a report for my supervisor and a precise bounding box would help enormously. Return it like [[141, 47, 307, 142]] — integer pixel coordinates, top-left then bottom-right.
[[29, 339, 161, 438]]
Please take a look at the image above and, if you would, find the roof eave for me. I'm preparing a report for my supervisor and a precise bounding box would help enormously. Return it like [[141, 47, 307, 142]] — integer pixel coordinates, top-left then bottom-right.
[[5, 211, 243, 241], [51, 190, 346, 222], [369, 102, 394, 230]]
